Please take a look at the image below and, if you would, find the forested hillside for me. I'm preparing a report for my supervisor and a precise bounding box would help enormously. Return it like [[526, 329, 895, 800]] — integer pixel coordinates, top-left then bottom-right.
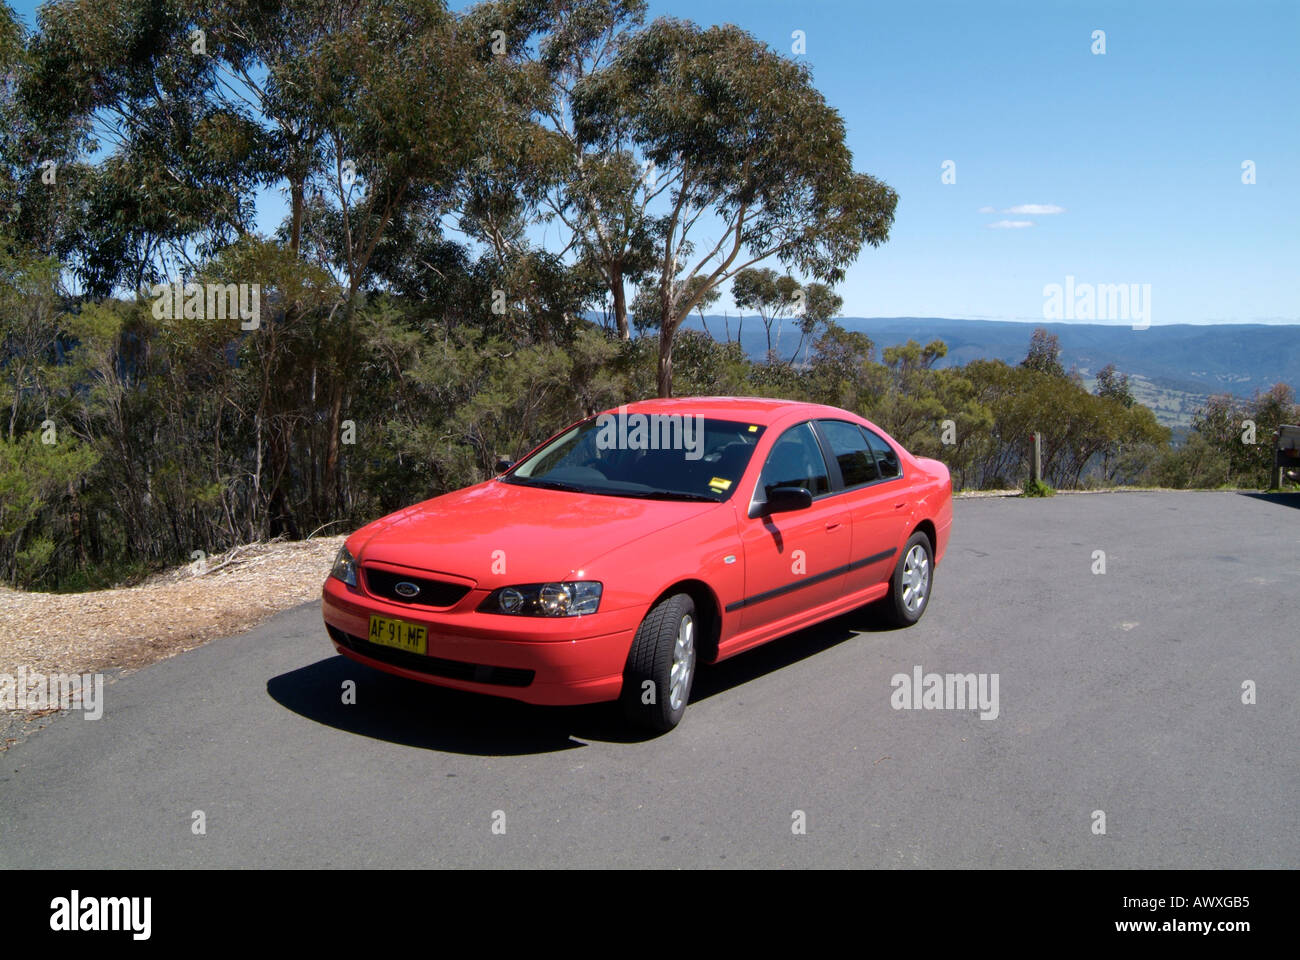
[[680, 315, 1300, 411]]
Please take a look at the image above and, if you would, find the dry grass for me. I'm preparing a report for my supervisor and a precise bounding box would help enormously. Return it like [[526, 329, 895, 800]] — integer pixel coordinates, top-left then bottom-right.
[[0, 535, 346, 678]]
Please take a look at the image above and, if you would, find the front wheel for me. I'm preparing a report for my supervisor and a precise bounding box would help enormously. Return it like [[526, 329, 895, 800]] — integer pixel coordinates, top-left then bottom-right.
[[882, 532, 934, 627], [620, 593, 697, 733]]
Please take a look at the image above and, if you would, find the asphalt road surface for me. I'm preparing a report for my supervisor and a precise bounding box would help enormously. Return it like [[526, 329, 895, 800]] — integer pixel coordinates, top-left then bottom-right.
[[2, 491, 1297, 868]]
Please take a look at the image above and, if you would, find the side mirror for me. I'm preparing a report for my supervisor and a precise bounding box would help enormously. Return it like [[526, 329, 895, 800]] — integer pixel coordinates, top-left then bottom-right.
[[494, 459, 515, 474], [761, 485, 813, 515]]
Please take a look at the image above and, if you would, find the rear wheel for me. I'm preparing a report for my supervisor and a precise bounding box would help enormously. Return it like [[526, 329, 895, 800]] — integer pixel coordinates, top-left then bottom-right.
[[882, 531, 933, 627], [620, 593, 697, 732]]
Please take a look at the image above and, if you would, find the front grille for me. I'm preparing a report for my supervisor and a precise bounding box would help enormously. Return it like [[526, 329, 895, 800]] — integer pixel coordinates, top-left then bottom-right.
[[362, 567, 471, 608], [328, 626, 534, 688]]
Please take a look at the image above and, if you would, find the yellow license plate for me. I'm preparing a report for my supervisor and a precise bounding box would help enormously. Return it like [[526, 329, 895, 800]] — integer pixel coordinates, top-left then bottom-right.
[[368, 615, 427, 655]]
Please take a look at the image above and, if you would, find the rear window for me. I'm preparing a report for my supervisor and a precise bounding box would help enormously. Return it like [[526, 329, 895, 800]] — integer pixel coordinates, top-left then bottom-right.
[[818, 419, 880, 488], [861, 426, 901, 479]]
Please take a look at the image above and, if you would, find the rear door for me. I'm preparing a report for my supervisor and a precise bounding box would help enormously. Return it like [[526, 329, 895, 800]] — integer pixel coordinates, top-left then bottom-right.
[[737, 421, 851, 631], [814, 420, 912, 594]]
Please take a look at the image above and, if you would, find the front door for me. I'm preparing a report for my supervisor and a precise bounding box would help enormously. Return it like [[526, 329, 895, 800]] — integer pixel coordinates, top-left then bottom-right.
[[739, 422, 851, 631]]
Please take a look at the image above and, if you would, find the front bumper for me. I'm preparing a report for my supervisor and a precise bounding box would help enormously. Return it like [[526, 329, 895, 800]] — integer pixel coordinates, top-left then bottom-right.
[[321, 576, 638, 706]]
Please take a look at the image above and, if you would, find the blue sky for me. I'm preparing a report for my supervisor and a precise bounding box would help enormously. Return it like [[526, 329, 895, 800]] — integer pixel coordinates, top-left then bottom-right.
[[10, 0, 1298, 324], [649, 0, 1299, 325]]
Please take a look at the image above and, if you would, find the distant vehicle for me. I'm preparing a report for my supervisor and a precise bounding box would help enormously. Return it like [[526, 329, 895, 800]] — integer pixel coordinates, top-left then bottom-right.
[[322, 398, 953, 732]]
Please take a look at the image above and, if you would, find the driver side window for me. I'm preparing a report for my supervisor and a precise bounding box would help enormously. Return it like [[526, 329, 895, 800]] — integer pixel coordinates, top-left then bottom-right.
[[756, 422, 831, 500]]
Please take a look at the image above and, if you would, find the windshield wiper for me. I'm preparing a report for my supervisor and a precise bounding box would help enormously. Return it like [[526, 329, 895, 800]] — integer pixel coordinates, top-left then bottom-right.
[[507, 478, 587, 493], [507, 477, 718, 501], [617, 490, 719, 502]]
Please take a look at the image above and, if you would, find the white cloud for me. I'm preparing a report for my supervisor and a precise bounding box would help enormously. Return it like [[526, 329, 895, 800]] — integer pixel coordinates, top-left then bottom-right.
[[988, 220, 1035, 229], [1005, 204, 1065, 215], [978, 206, 996, 214]]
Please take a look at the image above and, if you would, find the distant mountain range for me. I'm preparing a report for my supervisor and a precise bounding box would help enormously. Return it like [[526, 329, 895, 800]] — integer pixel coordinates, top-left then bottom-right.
[[677, 316, 1300, 429]]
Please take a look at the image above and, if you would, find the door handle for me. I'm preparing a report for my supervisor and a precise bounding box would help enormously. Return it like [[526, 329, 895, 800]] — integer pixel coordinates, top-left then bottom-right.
[[894, 502, 907, 510], [825, 521, 842, 531]]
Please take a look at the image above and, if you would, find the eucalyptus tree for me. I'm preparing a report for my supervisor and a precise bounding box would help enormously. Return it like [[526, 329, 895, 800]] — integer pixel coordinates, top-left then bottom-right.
[[234, 0, 500, 509], [1095, 363, 1134, 407], [17, 0, 269, 293], [536, 0, 656, 342], [1021, 327, 1066, 377], [730, 267, 841, 364], [573, 18, 897, 395], [0, 1, 25, 239], [790, 282, 844, 366], [630, 273, 716, 335], [464, 0, 654, 340], [731, 268, 801, 359], [1, 1, 98, 265], [17, 0, 511, 521], [0, 3, 17, 66]]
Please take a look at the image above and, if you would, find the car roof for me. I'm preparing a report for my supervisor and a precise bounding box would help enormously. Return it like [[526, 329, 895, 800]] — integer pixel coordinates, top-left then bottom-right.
[[606, 396, 856, 427]]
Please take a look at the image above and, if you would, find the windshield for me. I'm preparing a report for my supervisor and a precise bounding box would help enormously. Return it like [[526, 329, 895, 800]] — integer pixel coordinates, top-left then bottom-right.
[[505, 414, 766, 501]]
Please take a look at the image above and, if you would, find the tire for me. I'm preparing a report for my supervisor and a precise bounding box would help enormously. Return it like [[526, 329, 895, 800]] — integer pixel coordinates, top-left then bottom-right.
[[620, 593, 698, 732], [882, 531, 934, 627]]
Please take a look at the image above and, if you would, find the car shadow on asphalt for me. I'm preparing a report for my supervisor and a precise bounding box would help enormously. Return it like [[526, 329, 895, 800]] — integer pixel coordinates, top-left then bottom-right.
[[1239, 491, 1300, 510], [267, 606, 898, 756]]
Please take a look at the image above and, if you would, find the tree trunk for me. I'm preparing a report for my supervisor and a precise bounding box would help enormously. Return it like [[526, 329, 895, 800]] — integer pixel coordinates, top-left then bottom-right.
[[324, 378, 344, 514], [610, 269, 629, 340], [323, 299, 356, 516], [657, 324, 676, 397], [289, 179, 305, 256]]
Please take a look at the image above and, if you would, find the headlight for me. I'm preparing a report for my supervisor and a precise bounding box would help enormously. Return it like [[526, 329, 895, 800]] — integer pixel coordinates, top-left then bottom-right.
[[479, 581, 602, 617], [330, 545, 358, 587]]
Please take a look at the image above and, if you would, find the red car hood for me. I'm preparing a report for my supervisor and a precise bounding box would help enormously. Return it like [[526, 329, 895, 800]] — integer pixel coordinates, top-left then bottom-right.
[[354, 478, 723, 583]]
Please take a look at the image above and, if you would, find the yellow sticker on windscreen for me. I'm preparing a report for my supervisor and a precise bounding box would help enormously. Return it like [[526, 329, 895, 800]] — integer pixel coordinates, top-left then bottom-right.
[[747, 425, 758, 432], [709, 477, 732, 491]]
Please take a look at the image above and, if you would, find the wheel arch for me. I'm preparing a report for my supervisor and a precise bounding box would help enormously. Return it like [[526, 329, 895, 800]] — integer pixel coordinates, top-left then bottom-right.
[[912, 517, 937, 556], [649, 579, 722, 663]]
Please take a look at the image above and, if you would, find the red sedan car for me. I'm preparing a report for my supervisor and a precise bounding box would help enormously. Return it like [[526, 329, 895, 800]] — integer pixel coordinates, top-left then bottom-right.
[[322, 397, 952, 732]]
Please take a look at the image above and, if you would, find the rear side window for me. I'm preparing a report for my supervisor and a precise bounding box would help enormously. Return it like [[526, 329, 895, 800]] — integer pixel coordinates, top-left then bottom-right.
[[817, 419, 880, 488], [757, 422, 831, 498], [862, 427, 902, 479]]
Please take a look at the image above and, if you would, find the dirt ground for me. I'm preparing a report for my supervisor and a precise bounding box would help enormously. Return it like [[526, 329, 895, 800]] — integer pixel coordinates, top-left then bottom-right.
[[0, 536, 346, 749], [0, 535, 347, 677]]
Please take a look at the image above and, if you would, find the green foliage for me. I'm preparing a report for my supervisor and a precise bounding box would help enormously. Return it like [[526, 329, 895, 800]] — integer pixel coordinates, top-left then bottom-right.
[[572, 15, 897, 394], [1144, 431, 1229, 489], [1095, 363, 1134, 408], [0, 3, 20, 65], [732, 268, 803, 361], [1021, 478, 1055, 498], [1145, 385, 1298, 489], [1022, 328, 1065, 378], [356, 305, 629, 512], [0, 432, 99, 586]]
